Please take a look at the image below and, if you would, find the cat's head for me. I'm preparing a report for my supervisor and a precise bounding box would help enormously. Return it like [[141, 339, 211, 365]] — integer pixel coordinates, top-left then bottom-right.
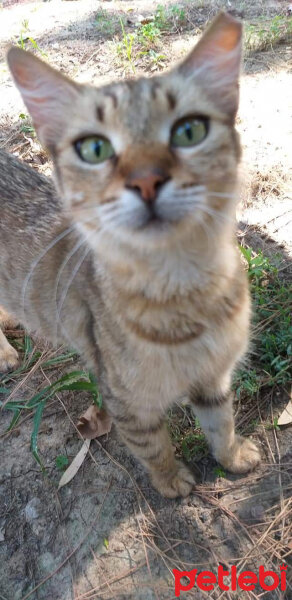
[[7, 12, 242, 252]]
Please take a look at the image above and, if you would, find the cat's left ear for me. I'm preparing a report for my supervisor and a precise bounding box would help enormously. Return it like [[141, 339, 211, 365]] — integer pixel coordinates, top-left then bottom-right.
[[7, 47, 81, 148], [179, 11, 242, 118]]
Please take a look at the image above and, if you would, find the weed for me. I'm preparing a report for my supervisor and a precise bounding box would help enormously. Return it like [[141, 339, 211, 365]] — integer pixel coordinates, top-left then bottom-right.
[[55, 455, 69, 470], [103, 538, 109, 550], [169, 4, 186, 24], [235, 248, 291, 398], [245, 15, 292, 52], [181, 432, 207, 461], [154, 4, 186, 32], [19, 113, 35, 137], [1, 368, 101, 469], [213, 466, 226, 478], [138, 22, 161, 47], [147, 49, 167, 67], [265, 417, 280, 431], [95, 8, 121, 37], [116, 18, 136, 73], [17, 19, 46, 56], [245, 418, 259, 434]]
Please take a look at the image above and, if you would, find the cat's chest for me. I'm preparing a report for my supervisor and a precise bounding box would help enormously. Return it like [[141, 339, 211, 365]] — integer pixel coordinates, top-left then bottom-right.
[[96, 291, 210, 404], [106, 329, 208, 409]]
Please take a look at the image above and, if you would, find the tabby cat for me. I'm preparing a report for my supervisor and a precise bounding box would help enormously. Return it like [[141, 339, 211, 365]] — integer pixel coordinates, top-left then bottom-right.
[[0, 12, 260, 497]]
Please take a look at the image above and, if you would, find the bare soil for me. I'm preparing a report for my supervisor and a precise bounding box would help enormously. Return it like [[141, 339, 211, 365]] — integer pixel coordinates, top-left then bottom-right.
[[0, 1, 291, 599]]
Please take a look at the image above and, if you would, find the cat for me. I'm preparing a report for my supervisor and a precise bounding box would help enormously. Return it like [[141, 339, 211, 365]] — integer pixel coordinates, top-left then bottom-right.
[[0, 12, 260, 497]]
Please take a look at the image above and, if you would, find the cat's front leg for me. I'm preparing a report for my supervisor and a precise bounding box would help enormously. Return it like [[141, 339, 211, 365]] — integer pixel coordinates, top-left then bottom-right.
[[0, 307, 19, 372], [114, 412, 195, 498], [190, 385, 261, 474]]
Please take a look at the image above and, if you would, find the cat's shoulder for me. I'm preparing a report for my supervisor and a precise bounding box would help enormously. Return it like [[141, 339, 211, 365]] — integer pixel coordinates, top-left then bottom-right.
[[0, 149, 61, 222]]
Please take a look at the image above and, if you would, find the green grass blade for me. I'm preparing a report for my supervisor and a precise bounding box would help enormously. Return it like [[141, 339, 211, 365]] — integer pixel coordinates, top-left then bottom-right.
[[7, 409, 21, 431]]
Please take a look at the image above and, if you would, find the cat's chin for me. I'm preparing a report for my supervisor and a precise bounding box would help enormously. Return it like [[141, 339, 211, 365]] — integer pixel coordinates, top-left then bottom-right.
[[136, 214, 175, 233], [115, 216, 193, 252]]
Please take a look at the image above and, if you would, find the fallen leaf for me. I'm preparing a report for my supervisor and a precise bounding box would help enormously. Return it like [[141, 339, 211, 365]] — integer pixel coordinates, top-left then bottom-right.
[[139, 17, 154, 25], [58, 440, 90, 489], [77, 405, 112, 439], [278, 399, 292, 426]]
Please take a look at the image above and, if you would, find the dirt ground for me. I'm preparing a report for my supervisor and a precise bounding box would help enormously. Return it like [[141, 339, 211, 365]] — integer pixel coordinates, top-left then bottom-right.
[[0, 1, 291, 599]]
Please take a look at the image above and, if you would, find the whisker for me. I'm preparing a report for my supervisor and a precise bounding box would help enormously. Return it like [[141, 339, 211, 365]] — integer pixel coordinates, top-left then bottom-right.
[[198, 205, 234, 223], [21, 216, 96, 326], [178, 200, 234, 224], [208, 191, 236, 199], [21, 224, 76, 323], [56, 233, 96, 348], [53, 231, 95, 344]]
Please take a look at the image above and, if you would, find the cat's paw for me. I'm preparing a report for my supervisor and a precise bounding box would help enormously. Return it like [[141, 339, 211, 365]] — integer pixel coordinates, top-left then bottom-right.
[[219, 435, 260, 474], [0, 344, 19, 373], [151, 461, 195, 498]]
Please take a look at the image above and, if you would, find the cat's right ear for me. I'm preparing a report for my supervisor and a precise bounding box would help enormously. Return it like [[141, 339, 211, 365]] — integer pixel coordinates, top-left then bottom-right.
[[7, 47, 81, 148]]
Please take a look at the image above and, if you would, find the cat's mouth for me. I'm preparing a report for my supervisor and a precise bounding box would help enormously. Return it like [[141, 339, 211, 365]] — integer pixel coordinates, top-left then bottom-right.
[[97, 184, 208, 238], [137, 206, 175, 231]]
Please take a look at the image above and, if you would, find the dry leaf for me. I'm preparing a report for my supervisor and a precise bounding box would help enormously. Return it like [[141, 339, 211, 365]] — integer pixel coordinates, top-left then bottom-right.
[[278, 399, 292, 426], [77, 405, 112, 440], [58, 440, 90, 489], [58, 407, 112, 489]]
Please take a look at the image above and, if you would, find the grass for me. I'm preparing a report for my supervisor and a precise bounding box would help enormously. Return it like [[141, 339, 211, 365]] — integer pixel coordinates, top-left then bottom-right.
[[245, 15, 292, 52], [114, 3, 188, 72], [236, 247, 291, 397], [116, 18, 136, 73], [95, 8, 123, 37], [17, 19, 46, 56], [154, 3, 187, 32], [168, 409, 208, 462], [0, 332, 101, 469], [113, 7, 292, 72]]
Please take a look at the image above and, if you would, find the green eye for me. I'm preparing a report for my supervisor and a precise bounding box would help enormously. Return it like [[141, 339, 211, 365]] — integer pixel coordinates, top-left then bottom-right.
[[75, 136, 115, 164], [171, 117, 208, 148]]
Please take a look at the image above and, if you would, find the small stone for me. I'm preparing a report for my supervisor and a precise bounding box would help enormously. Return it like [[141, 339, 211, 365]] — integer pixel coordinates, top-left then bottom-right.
[[24, 497, 41, 522]]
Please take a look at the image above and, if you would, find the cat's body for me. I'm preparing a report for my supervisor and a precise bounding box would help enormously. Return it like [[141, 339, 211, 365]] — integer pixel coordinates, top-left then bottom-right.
[[0, 13, 261, 496]]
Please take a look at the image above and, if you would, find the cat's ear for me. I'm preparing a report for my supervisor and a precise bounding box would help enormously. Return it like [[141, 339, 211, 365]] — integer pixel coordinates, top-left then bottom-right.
[[7, 47, 81, 148], [179, 12, 242, 118]]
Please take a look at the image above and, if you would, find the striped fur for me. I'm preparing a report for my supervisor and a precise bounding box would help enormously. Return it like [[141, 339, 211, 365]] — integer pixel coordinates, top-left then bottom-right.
[[0, 13, 261, 497]]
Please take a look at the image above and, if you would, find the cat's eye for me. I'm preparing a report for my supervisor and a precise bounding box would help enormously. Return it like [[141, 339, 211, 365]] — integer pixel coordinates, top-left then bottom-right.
[[171, 117, 208, 148], [75, 136, 115, 164]]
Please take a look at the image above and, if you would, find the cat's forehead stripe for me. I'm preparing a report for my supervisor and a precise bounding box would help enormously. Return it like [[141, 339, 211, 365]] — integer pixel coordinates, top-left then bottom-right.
[[151, 82, 176, 109], [166, 92, 176, 110], [104, 90, 118, 109], [151, 82, 160, 99], [96, 105, 104, 122]]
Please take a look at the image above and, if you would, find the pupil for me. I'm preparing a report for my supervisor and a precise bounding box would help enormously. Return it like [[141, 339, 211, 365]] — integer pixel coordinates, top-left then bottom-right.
[[94, 141, 102, 156], [185, 123, 193, 140]]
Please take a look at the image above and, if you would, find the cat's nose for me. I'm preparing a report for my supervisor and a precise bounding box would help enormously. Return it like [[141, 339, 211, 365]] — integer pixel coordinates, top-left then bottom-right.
[[126, 169, 169, 203]]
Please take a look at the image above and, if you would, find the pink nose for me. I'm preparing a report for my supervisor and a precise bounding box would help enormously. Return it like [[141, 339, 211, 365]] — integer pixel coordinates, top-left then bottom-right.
[[126, 170, 169, 203]]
